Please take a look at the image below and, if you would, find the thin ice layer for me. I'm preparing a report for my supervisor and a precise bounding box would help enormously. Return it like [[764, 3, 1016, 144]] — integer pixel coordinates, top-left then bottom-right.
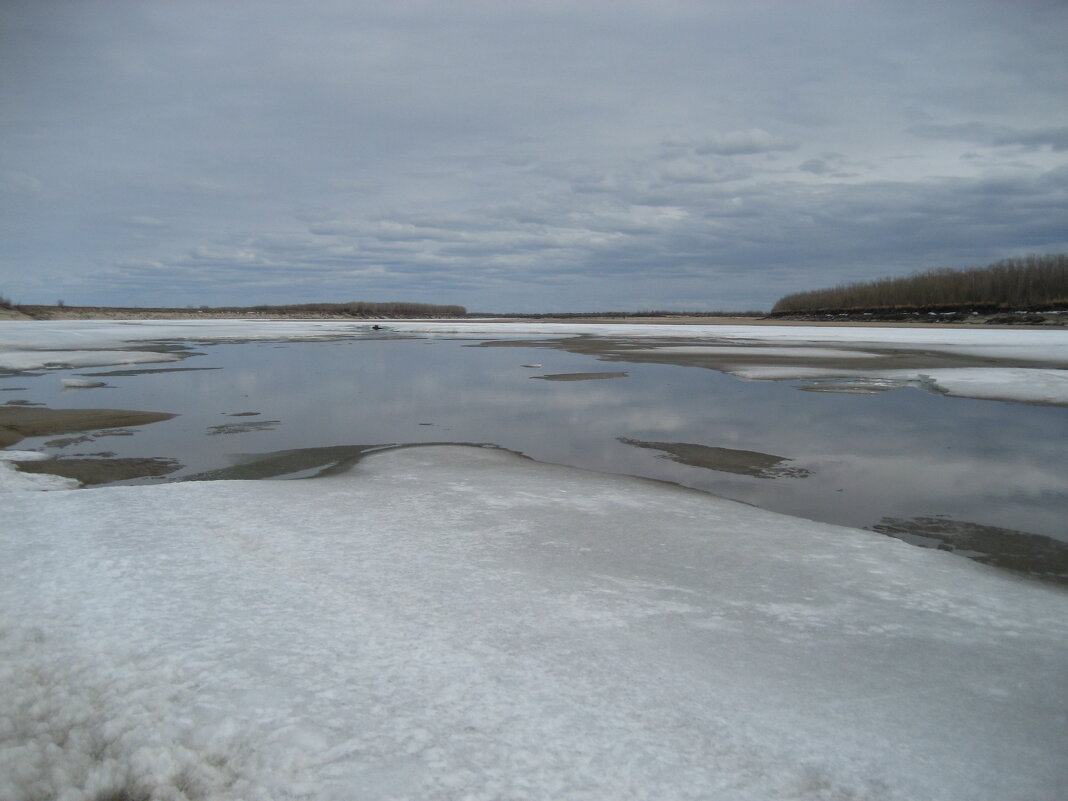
[[2, 445, 1065, 800], [0, 349, 182, 372], [730, 365, 1068, 404]]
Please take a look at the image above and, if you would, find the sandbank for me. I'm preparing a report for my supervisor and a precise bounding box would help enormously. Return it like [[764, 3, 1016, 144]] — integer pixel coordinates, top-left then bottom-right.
[[531, 371, 628, 381], [0, 406, 176, 448], [12, 456, 181, 485], [619, 438, 810, 479]]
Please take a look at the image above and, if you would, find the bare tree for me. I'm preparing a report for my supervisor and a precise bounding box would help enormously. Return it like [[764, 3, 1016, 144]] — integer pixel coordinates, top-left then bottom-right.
[[771, 254, 1068, 315]]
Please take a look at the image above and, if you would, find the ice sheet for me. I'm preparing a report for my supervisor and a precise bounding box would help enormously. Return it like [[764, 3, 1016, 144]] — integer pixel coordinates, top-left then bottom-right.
[[2, 319, 1067, 370], [2, 445, 1065, 800], [642, 345, 884, 358], [730, 365, 1068, 404], [0, 349, 182, 372], [0, 320, 371, 371], [392, 320, 1068, 364]]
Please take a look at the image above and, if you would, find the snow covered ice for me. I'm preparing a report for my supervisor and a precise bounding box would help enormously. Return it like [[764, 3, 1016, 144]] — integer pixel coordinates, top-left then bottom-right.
[[2, 445, 1067, 801], [2, 318, 1068, 798]]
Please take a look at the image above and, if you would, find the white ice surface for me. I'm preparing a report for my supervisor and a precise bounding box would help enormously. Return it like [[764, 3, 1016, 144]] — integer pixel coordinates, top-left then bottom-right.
[[0, 449, 53, 461], [646, 345, 884, 358], [3, 319, 1068, 364], [392, 320, 1068, 364], [0, 349, 182, 372], [0, 320, 373, 371], [2, 445, 1066, 801], [916, 367, 1068, 403], [729, 365, 1068, 404], [61, 378, 107, 390]]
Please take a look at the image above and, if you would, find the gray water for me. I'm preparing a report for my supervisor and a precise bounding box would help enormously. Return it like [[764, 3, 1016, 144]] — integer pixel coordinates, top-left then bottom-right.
[[5, 332, 1067, 561]]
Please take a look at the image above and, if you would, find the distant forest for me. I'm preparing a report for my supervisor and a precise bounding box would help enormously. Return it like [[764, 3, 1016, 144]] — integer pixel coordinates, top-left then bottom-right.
[[771, 254, 1068, 315], [0, 299, 467, 319]]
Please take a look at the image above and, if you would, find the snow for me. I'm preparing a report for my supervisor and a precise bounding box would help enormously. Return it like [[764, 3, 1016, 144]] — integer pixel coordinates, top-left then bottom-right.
[[61, 378, 107, 390], [392, 320, 1068, 363], [647, 345, 884, 358], [2, 445, 1066, 800], [0, 319, 379, 372], [4, 319, 1068, 363], [914, 367, 1068, 404], [0, 449, 53, 461], [0, 349, 182, 372], [727, 365, 1068, 404]]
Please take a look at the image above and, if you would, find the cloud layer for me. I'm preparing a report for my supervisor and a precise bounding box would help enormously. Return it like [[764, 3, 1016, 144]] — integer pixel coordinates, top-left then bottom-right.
[[2, 0, 1066, 310]]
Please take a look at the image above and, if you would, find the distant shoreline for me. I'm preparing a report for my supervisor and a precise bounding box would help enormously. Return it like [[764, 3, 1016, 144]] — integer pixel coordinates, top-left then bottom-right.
[[1, 305, 1064, 328]]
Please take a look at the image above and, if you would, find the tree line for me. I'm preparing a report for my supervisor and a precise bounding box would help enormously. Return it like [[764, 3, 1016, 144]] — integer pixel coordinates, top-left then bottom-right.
[[1, 299, 467, 318], [771, 254, 1068, 315]]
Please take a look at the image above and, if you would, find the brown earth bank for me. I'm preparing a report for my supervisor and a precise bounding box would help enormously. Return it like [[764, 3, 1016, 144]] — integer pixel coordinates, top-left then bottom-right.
[[531, 371, 629, 381], [12, 456, 182, 485], [0, 406, 176, 447]]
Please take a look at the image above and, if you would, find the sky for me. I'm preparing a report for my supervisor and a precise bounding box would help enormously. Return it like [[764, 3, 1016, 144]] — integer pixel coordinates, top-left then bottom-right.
[[1, 1, 1066, 312]]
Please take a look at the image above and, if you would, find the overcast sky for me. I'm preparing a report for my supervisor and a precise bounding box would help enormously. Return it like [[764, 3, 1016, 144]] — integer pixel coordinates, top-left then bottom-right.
[[2, 1, 1066, 311]]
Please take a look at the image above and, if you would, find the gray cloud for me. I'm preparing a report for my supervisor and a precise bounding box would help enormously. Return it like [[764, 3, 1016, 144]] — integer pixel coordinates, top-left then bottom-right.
[[691, 130, 799, 157], [910, 123, 1068, 151], [1, 0, 1066, 311]]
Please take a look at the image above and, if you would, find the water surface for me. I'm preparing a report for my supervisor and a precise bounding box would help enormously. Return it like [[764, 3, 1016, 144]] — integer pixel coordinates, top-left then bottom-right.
[[4, 332, 1066, 557]]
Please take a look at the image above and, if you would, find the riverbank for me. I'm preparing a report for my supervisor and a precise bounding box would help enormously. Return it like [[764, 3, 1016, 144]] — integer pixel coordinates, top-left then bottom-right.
[[2, 304, 1065, 327]]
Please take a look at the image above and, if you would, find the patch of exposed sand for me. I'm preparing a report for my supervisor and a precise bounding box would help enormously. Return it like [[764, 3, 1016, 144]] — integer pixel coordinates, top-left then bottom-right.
[[12, 456, 182, 485], [619, 438, 810, 479], [0, 406, 176, 448], [531, 371, 629, 381]]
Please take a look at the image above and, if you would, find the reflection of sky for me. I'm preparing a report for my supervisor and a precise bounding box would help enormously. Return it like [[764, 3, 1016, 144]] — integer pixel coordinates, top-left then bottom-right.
[[4, 337, 1066, 542]]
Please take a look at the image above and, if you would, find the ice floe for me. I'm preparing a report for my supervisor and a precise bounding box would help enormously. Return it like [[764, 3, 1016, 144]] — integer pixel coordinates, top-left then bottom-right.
[[645, 345, 884, 359], [728, 364, 1068, 404], [2, 445, 1066, 800], [60, 377, 108, 390], [0, 348, 182, 373]]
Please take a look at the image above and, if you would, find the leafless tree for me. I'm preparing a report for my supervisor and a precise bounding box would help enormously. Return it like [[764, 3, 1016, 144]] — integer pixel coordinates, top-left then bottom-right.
[[771, 254, 1068, 315]]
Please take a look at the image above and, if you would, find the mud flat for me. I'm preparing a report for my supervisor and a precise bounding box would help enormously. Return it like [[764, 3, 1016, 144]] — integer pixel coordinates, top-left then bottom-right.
[[11, 456, 181, 485], [0, 406, 175, 448], [531, 371, 628, 381], [619, 438, 810, 479]]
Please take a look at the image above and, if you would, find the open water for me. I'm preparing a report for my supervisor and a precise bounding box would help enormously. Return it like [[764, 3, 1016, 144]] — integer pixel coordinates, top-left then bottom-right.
[[5, 330, 1067, 565]]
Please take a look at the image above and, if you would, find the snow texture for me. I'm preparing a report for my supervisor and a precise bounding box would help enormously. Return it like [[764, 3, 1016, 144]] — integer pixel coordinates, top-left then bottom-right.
[[60, 378, 108, 390], [0, 349, 182, 373], [727, 365, 1068, 404], [2, 445, 1066, 801], [646, 345, 884, 359]]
